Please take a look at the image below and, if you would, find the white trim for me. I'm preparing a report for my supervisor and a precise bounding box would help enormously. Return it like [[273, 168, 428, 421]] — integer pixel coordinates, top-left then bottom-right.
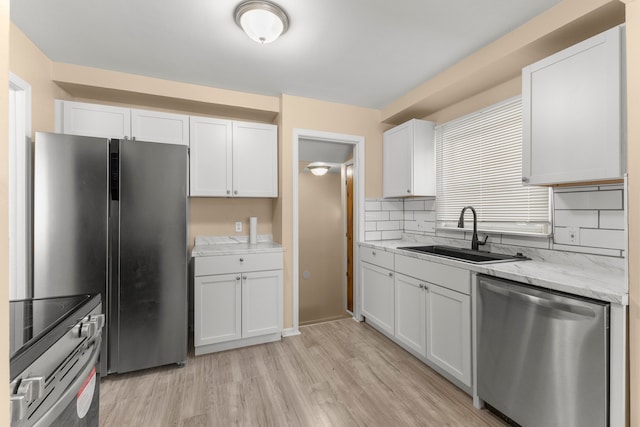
[[292, 129, 365, 333], [281, 328, 301, 337], [9, 73, 32, 301]]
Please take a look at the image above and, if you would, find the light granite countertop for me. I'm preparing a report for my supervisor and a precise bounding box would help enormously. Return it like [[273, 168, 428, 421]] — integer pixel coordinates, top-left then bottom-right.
[[192, 235, 283, 257], [360, 239, 628, 305]]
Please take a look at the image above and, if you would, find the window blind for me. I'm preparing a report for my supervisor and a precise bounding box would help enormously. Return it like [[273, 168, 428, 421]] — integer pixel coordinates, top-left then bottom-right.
[[435, 97, 550, 235]]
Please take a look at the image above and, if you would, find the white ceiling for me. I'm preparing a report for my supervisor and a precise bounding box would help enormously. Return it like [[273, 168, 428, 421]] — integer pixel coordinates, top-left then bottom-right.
[[10, 0, 562, 109]]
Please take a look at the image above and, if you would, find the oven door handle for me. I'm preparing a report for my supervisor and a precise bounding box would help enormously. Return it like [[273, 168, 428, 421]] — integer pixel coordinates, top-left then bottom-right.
[[33, 337, 101, 427]]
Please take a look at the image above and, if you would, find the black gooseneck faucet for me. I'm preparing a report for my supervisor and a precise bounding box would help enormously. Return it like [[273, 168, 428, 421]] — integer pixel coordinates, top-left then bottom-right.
[[457, 206, 488, 251]]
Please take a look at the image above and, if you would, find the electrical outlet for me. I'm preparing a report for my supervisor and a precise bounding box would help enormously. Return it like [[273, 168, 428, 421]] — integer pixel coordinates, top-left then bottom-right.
[[568, 227, 579, 244], [235, 221, 242, 232]]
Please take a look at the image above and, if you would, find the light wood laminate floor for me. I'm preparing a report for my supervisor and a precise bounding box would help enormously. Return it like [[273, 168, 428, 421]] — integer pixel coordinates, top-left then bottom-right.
[[100, 319, 506, 426]]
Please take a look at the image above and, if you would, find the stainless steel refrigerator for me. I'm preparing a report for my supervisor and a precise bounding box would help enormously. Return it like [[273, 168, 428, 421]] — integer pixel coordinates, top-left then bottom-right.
[[33, 132, 188, 375]]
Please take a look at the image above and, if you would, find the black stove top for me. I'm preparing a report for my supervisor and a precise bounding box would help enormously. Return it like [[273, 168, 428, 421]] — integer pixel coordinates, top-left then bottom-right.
[[10, 294, 100, 380]]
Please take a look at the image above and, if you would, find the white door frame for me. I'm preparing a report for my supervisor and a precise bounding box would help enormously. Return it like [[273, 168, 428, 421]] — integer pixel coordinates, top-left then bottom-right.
[[291, 129, 365, 335], [9, 72, 32, 300]]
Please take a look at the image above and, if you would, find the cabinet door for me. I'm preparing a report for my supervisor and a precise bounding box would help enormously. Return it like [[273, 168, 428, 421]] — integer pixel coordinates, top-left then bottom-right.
[[194, 274, 241, 346], [189, 116, 233, 196], [522, 25, 624, 185], [232, 121, 278, 197], [60, 100, 131, 139], [131, 109, 189, 146], [383, 121, 413, 197], [394, 273, 426, 357], [426, 283, 471, 387], [360, 261, 395, 336], [242, 270, 283, 338]]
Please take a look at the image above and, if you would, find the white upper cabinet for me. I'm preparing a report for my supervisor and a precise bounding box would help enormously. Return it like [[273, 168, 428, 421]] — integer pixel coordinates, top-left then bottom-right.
[[189, 117, 233, 197], [383, 119, 435, 198], [58, 101, 131, 139], [190, 116, 278, 198], [522, 25, 626, 186], [57, 100, 189, 145], [131, 109, 189, 146], [232, 121, 278, 198]]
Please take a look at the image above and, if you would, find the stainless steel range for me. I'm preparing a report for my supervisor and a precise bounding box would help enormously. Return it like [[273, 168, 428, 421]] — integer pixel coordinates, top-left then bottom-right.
[[9, 294, 104, 426]]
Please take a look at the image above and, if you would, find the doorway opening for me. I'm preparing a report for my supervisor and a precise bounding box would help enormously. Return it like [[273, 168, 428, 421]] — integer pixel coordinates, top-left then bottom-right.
[[292, 129, 364, 333]]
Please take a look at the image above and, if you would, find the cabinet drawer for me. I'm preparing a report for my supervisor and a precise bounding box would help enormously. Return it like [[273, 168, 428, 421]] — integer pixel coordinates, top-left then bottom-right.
[[395, 254, 470, 295], [360, 246, 394, 270], [194, 252, 283, 276]]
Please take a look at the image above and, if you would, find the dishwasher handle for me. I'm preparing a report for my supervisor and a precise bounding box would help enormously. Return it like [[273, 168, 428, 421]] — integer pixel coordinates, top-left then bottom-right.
[[480, 280, 598, 318]]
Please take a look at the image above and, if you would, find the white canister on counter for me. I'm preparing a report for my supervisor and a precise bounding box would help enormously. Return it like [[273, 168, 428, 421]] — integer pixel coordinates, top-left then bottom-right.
[[249, 217, 257, 244]]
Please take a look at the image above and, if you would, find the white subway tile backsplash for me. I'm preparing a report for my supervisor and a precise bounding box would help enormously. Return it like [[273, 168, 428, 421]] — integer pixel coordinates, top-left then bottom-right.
[[405, 200, 425, 211], [365, 201, 381, 211], [424, 199, 436, 211], [390, 211, 404, 221], [365, 231, 382, 241], [381, 230, 402, 240], [551, 243, 623, 257], [600, 211, 625, 230], [580, 228, 625, 250], [381, 201, 403, 211], [377, 221, 401, 231], [414, 211, 436, 222], [501, 235, 551, 249], [365, 211, 389, 221], [403, 211, 414, 221], [365, 222, 377, 231], [554, 210, 598, 228], [554, 190, 623, 210], [554, 227, 579, 246]]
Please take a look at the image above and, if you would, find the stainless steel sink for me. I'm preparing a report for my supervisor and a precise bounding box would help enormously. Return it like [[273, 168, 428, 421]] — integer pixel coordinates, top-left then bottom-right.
[[397, 245, 529, 264]]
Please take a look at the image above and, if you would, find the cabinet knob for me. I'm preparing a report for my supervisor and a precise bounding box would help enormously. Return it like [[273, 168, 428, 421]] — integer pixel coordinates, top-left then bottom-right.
[[407, 189, 410, 193], [227, 190, 231, 195], [388, 272, 393, 277], [372, 251, 376, 256], [419, 284, 424, 289], [243, 275, 247, 280], [234, 190, 238, 195], [522, 177, 530, 183], [239, 258, 244, 263], [236, 276, 241, 281]]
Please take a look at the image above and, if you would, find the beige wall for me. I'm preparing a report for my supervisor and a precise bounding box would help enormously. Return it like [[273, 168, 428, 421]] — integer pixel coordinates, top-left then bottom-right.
[[298, 162, 345, 324], [624, 1, 639, 425], [9, 23, 67, 136], [276, 94, 386, 328], [1, 1, 9, 423], [189, 198, 274, 249]]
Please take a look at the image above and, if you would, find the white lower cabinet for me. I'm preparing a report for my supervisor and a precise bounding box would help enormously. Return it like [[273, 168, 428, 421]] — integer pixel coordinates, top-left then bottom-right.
[[394, 273, 426, 357], [361, 261, 395, 336], [195, 273, 241, 346], [359, 245, 472, 391], [193, 251, 283, 356], [425, 283, 471, 387]]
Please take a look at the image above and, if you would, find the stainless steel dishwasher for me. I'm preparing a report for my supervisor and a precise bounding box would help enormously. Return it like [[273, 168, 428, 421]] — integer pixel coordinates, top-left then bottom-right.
[[477, 275, 609, 427]]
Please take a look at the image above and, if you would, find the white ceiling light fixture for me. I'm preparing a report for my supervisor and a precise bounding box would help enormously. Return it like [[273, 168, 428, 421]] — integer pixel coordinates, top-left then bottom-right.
[[234, 0, 290, 44], [307, 162, 330, 176]]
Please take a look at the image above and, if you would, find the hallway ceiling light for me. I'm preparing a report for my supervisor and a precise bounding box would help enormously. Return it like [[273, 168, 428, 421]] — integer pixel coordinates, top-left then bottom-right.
[[234, 0, 289, 44], [307, 163, 330, 176]]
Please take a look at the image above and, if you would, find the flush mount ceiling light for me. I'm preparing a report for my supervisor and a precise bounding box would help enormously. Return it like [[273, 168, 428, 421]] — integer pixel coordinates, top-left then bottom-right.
[[307, 162, 331, 176], [234, 0, 289, 44]]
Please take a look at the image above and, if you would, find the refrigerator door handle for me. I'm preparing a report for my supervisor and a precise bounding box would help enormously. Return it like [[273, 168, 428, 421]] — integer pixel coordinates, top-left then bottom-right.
[[110, 152, 119, 201]]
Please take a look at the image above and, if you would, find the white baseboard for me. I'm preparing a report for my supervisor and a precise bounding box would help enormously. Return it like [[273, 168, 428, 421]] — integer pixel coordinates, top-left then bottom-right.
[[281, 328, 301, 337]]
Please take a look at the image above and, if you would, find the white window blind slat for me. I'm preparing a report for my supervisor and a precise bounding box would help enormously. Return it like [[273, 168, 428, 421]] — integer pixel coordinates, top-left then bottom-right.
[[435, 97, 550, 235]]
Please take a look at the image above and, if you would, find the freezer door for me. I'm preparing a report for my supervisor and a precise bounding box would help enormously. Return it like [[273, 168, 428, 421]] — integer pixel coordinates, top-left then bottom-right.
[[33, 132, 109, 298], [115, 139, 188, 373]]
